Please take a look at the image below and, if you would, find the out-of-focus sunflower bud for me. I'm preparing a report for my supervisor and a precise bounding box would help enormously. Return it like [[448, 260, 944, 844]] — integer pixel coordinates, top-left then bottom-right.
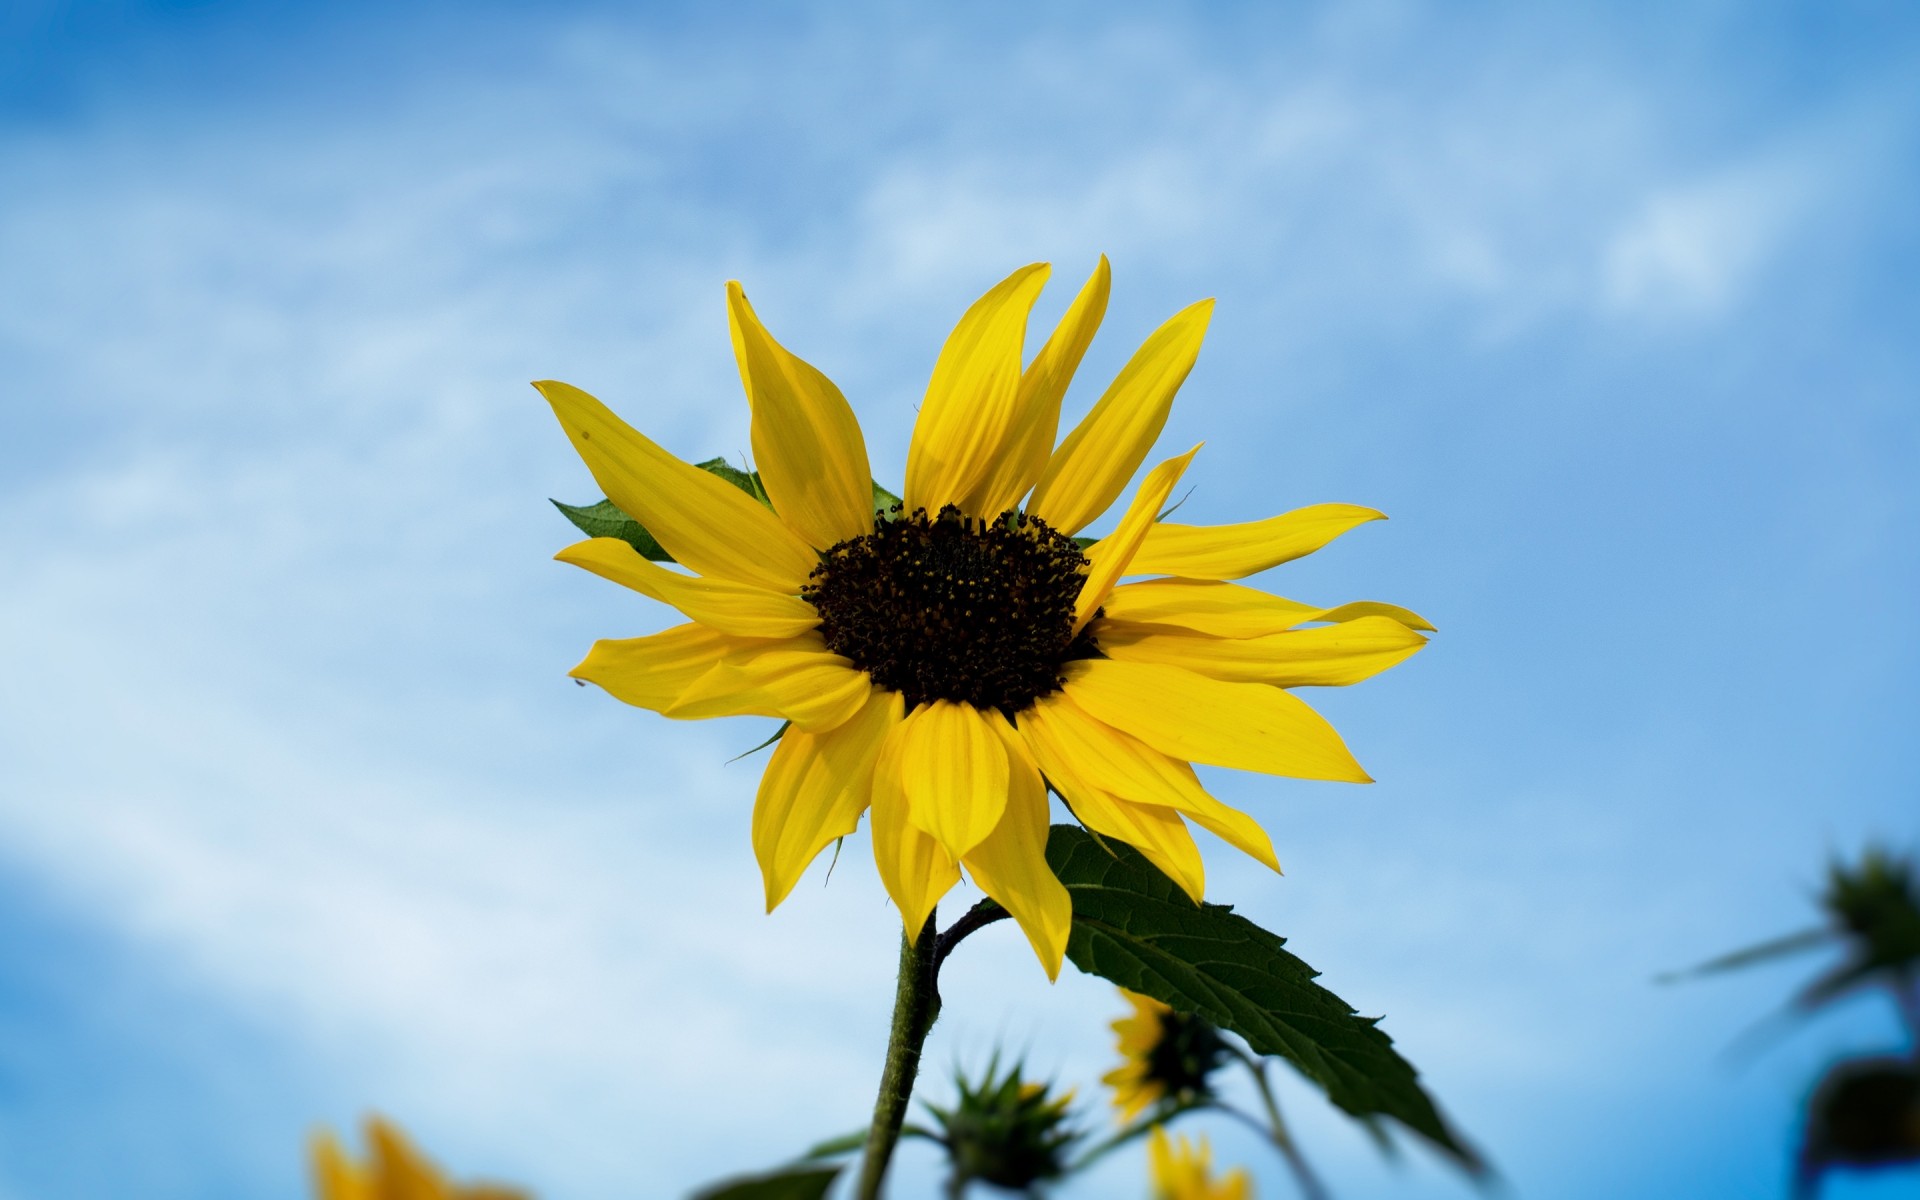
[[311, 1116, 530, 1200], [923, 1056, 1083, 1193]]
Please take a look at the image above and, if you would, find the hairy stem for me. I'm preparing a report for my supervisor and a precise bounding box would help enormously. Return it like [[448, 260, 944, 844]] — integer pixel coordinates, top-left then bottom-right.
[[855, 912, 941, 1200]]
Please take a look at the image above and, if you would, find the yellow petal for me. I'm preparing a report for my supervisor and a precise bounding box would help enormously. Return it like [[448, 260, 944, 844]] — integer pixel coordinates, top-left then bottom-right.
[[753, 689, 903, 912], [1064, 786, 1205, 902], [537, 379, 819, 591], [1021, 692, 1278, 872], [310, 1132, 368, 1200], [1124, 502, 1385, 580], [1062, 658, 1369, 783], [1073, 446, 1200, 632], [904, 264, 1051, 516], [1098, 615, 1427, 687], [667, 635, 872, 733], [964, 257, 1111, 518], [556, 537, 822, 639], [899, 700, 1010, 858], [1028, 297, 1214, 534], [1101, 579, 1436, 638], [870, 719, 960, 940], [960, 715, 1071, 979], [367, 1118, 444, 1197], [568, 623, 755, 713], [727, 282, 875, 550]]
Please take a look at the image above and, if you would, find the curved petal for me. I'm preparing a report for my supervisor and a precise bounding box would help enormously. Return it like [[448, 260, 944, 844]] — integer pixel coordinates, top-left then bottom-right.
[[1123, 503, 1384, 580], [1021, 691, 1278, 872], [310, 1132, 367, 1200], [1062, 658, 1369, 783], [1028, 297, 1214, 534], [753, 688, 903, 912], [961, 714, 1071, 979], [904, 264, 1051, 516], [870, 718, 960, 941], [667, 636, 872, 733], [1073, 445, 1199, 632], [1098, 615, 1427, 687], [556, 537, 822, 638], [964, 256, 1111, 518], [727, 282, 875, 550], [568, 623, 757, 713], [1064, 786, 1205, 903], [899, 700, 1010, 858], [537, 379, 818, 591], [1102, 579, 1434, 638], [367, 1119, 445, 1195]]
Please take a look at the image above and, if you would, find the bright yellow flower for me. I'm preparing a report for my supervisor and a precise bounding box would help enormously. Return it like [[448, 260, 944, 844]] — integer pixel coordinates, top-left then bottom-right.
[[311, 1117, 528, 1200], [545, 260, 1428, 977], [1148, 1127, 1253, 1200], [1104, 989, 1227, 1121]]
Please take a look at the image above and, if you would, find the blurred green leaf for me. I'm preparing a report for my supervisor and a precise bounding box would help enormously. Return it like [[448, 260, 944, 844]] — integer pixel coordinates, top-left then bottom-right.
[[1656, 927, 1833, 983], [872, 480, 903, 517], [801, 1131, 867, 1161], [1045, 824, 1487, 1178], [688, 1162, 841, 1200]]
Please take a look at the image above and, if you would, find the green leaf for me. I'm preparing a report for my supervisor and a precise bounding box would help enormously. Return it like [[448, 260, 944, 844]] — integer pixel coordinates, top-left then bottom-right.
[[551, 498, 672, 562], [694, 457, 771, 505], [800, 1130, 867, 1160], [871, 479, 903, 517], [688, 1162, 842, 1200], [1045, 825, 1488, 1177], [551, 459, 771, 564], [1655, 926, 1832, 984]]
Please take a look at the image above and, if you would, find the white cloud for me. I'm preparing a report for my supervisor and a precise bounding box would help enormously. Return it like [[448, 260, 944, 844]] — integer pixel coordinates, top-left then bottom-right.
[[0, 5, 1906, 1197]]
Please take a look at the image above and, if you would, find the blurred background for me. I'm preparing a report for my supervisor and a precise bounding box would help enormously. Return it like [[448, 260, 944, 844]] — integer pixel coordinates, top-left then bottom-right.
[[2, 1, 1917, 1196]]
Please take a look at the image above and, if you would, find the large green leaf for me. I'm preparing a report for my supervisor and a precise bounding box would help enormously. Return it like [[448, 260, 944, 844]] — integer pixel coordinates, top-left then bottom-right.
[[1045, 825, 1487, 1176], [688, 1162, 842, 1200]]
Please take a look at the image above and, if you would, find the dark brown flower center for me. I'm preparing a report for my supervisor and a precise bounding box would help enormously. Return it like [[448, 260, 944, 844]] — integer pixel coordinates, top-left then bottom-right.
[[803, 505, 1100, 715]]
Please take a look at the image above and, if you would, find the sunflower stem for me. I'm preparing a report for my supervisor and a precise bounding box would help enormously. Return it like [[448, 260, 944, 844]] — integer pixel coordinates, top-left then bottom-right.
[[856, 911, 941, 1200], [1226, 1047, 1331, 1200]]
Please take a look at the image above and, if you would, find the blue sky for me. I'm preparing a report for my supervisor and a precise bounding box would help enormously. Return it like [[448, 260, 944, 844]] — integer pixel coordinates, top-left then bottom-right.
[[2, 1, 1918, 1197]]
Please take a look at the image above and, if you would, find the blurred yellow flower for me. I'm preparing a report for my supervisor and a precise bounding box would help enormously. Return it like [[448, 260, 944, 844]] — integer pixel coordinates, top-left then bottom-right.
[[311, 1117, 528, 1200], [1104, 989, 1228, 1121], [1149, 1126, 1253, 1200], [547, 259, 1426, 977]]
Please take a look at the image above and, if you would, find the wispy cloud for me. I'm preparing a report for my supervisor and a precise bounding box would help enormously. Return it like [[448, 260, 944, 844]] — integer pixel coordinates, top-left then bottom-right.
[[0, 4, 1914, 1197]]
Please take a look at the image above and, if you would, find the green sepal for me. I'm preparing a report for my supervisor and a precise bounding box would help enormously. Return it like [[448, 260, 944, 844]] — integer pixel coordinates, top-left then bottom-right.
[[872, 480, 903, 518], [688, 1162, 842, 1200], [1045, 824, 1488, 1178]]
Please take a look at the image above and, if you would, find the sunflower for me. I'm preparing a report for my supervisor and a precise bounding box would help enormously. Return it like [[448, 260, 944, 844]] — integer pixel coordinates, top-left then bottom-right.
[[1148, 1127, 1253, 1200], [312, 1117, 528, 1200], [1104, 988, 1228, 1121], [544, 259, 1428, 978]]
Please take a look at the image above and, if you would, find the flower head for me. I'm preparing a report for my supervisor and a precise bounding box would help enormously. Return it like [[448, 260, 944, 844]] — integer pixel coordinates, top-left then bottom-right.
[[1148, 1127, 1252, 1200], [546, 259, 1429, 976], [1104, 989, 1228, 1121], [312, 1117, 528, 1200], [925, 1056, 1083, 1192]]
